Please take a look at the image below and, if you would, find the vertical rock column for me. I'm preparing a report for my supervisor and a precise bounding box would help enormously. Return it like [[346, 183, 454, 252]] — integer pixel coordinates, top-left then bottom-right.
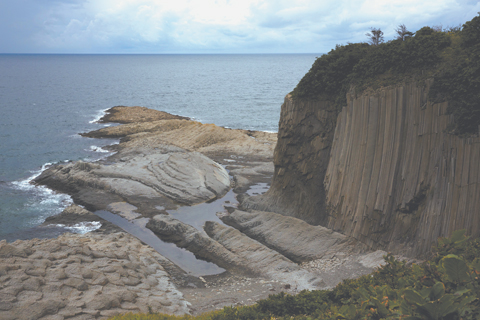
[[324, 82, 480, 256]]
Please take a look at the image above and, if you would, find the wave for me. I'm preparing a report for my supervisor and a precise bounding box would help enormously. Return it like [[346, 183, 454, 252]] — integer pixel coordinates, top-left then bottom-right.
[[87, 145, 111, 153], [89, 108, 110, 124], [261, 130, 278, 133], [52, 221, 102, 234], [10, 162, 73, 225]]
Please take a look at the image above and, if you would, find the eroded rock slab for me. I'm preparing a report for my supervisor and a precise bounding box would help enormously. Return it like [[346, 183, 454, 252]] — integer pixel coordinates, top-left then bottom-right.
[[147, 215, 324, 290], [220, 209, 356, 263], [0, 232, 190, 320], [146, 215, 256, 276], [35, 149, 230, 209], [97, 106, 189, 124]]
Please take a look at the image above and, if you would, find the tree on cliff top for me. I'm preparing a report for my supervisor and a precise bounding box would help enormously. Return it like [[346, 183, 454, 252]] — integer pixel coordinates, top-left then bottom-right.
[[395, 24, 414, 41], [366, 28, 384, 46], [292, 13, 480, 135]]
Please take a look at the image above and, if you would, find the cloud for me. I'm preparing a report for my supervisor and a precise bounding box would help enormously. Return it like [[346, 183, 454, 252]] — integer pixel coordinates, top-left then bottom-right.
[[0, 0, 479, 53]]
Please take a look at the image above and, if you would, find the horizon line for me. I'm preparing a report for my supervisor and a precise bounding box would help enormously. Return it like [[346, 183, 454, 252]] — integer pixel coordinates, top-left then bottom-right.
[[0, 52, 323, 55]]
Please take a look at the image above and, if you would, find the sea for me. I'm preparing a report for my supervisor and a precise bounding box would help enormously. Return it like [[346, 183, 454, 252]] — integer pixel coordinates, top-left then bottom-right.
[[0, 54, 318, 241]]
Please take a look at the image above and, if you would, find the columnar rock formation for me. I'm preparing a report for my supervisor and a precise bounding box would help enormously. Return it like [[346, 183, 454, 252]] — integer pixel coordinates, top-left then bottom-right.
[[248, 81, 480, 257]]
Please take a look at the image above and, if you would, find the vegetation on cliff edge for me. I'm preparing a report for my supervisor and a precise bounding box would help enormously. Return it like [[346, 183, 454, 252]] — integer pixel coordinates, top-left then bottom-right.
[[291, 14, 480, 135], [110, 230, 480, 320]]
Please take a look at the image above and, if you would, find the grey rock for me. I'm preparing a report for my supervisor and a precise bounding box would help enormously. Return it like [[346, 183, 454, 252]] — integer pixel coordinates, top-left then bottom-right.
[[147, 215, 256, 276], [0, 232, 190, 318], [16, 290, 43, 303], [12, 299, 67, 320], [0, 241, 27, 258], [85, 294, 120, 310], [22, 277, 43, 292], [35, 149, 230, 208], [220, 209, 352, 263], [39, 315, 65, 320], [64, 278, 88, 291], [204, 221, 325, 290], [25, 267, 46, 277], [148, 214, 323, 290], [254, 83, 480, 257], [0, 301, 13, 311]]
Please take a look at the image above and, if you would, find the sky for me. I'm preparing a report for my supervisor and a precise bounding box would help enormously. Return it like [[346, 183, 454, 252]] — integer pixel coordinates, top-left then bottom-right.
[[1, 0, 479, 54]]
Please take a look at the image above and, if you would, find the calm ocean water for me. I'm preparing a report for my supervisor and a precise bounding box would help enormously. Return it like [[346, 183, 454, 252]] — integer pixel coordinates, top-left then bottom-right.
[[0, 54, 318, 239]]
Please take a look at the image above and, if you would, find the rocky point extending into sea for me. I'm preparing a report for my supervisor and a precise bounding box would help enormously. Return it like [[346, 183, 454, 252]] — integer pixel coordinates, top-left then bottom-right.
[[0, 106, 403, 319]]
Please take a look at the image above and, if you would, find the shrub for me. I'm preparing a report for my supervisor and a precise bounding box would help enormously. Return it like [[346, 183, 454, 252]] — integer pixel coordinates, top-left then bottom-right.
[[292, 14, 480, 135]]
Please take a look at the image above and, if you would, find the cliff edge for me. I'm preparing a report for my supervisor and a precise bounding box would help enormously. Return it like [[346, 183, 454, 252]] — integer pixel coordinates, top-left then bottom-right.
[[246, 17, 480, 257], [248, 80, 480, 257]]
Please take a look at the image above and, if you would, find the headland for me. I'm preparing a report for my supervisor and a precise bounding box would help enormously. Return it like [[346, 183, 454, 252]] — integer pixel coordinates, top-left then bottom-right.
[[0, 106, 395, 319]]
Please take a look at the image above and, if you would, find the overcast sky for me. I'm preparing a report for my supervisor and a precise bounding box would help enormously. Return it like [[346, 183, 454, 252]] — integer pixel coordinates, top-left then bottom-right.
[[1, 0, 479, 54]]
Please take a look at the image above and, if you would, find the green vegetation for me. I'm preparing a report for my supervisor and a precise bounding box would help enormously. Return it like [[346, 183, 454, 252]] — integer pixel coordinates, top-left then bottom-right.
[[110, 230, 480, 320], [292, 14, 480, 135]]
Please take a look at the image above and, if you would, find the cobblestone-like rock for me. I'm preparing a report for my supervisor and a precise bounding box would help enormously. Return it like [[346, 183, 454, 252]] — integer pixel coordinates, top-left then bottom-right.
[[0, 233, 190, 319]]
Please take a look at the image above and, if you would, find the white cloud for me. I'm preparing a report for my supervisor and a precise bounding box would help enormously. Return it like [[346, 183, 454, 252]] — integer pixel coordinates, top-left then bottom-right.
[[0, 0, 478, 53]]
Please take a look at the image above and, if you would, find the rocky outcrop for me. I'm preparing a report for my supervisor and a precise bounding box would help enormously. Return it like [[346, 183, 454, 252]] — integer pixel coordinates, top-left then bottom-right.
[[146, 215, 257, 276], [35, 147, 230, 211], [36, 107, 277, 215], [243, 96, 338, 224], [325, 82, 480, 256], [147, 211, 394, 291], [83, 119, 276, 159], [249, 81, 480, 257], [0, 232, 190, 320], [97, 106, 189, 124], [219, 209, 355, 263], [147, 215, 325, 290]]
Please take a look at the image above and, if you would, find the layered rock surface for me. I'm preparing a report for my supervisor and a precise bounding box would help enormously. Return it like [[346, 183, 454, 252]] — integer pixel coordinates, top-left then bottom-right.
[[83, 118, 276, 159], [220, 209, 355, 263], [36, 106, 277, 214], [37, 151, 230, 207], [148, 211, 387, 292], [97, 106, 189, 124], [248, 81, 480, 257]]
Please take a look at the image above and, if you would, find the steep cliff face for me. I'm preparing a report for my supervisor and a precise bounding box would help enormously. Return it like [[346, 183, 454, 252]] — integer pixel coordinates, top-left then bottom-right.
[[244, 96, 338, 225], [249, 81, 480, 257]]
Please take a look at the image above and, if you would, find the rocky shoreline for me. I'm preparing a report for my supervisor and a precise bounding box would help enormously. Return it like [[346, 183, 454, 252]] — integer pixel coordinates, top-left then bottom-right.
[[1, 106, 403, 319]]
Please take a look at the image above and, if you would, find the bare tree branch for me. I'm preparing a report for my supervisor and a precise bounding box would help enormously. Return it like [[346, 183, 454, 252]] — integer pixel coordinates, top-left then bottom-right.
[[395, 24, 414, 41], [366, 28, 384, 46]]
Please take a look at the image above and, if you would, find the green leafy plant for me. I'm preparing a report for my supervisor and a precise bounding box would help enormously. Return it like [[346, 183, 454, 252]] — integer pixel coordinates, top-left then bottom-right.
[[109, 229, 480, 320], [292, 13, 480, 136]]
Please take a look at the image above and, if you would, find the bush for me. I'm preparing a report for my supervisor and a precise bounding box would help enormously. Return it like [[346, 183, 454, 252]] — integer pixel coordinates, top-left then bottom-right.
[[292, 14, 480, 135], [110, 229, 480, 320]]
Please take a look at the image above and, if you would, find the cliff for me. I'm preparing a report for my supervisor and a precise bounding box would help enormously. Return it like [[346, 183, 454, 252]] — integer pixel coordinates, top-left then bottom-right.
[[247, 80, 480, 257]]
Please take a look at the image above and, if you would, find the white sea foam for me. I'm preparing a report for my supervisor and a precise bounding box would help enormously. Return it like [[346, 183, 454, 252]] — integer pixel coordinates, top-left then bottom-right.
[[11, 162, 54, 191], [11, 162, 73, 216], [88, 145, 111, 153], [261, 130, 278, 133], [89, 108, 110, 124], [53, 221, 102, 234]]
